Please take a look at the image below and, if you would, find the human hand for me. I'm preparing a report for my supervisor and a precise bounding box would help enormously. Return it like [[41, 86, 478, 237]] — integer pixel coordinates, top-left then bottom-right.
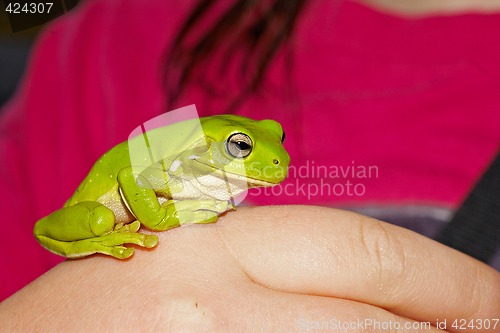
[[1, 206, 498, 332]]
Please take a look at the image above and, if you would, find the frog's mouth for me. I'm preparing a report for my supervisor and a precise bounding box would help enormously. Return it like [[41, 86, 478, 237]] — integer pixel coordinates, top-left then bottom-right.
[[193, 160, 279, 187], [221, 170, 278, 187]]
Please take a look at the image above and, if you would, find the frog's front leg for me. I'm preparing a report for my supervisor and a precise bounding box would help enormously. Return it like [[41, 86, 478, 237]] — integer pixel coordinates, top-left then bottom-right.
[[172, 199, 233, 226], [118, 167, 232, 231], [147, 198, 231, 230], [34, 201, 158, 259]]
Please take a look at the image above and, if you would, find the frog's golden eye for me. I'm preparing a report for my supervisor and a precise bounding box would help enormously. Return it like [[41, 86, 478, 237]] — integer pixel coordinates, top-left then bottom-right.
[[226, 133, 253, 158]]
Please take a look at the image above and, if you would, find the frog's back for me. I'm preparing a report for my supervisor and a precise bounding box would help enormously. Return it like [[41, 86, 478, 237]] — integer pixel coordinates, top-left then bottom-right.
[[65, 115, 243, 206], [65, 142, 131, 205]]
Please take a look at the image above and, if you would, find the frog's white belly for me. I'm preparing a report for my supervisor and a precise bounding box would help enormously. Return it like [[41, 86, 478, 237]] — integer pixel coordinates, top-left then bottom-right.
[[97, 184, 135, 224], [172, 174, 248, 201], [97, 174, 248, 223]]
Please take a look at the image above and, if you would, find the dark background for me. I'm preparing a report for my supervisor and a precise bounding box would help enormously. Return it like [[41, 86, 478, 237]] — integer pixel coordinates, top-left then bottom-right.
[[0, 0, 80, 109]]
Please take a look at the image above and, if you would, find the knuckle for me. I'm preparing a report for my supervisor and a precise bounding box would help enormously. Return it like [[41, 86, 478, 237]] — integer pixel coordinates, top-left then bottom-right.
[[357, 219, 408, 293]]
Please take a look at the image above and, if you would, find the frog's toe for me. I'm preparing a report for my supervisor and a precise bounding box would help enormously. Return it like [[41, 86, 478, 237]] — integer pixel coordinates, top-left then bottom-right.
[[108, 234, 156, 258], [128, 221, 141, 233], [114, 221, 141, 233], [111, 246, 134, 259], [144, 234, 158, 248], [178, 210, 218, 225]]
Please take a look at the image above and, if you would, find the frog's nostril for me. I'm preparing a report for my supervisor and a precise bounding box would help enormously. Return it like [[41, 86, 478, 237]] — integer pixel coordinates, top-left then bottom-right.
[[273, 159, 279, 165]]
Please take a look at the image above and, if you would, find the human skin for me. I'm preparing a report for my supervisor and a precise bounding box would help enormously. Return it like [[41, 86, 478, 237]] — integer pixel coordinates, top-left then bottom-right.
[[360, 0, 500, 16], [1, 206, 498, 332]]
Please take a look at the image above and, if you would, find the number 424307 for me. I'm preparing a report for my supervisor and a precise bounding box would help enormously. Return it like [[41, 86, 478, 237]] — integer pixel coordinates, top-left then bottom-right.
[[5, 2, 54, 14]]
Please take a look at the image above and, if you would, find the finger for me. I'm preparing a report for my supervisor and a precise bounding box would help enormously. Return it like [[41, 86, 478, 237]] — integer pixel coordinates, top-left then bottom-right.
[[219, 285, 445, 332], [162, 281, 444, 332], [132, 228, 445, 333], [216, 206, 500, 332]]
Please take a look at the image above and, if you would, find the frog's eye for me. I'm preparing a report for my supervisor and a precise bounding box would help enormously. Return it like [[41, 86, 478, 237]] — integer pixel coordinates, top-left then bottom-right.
[[281, 131, 286, 143], [226, 133, 253, 158]]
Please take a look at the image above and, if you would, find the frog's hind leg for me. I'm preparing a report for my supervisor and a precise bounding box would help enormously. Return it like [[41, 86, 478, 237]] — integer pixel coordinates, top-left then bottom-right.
[[34, 201, 158, 259], [35, 231, 157, 259]]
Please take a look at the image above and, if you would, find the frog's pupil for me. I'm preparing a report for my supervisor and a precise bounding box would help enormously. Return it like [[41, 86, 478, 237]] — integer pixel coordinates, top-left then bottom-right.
[[236, 141, 250, 151], [226, 133, 252, 158]]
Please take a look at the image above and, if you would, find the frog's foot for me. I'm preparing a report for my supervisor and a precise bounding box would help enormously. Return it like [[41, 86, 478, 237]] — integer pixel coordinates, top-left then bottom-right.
[[171, 199, 231, 226], [64, 230, 159, 259], [170, 200, 234, 226], [172, 199, 231, 215], [177, 210, 219, 226], [36, 229, 158, 259], [141, 199, 231, 231], [34, 202, 159, 259]]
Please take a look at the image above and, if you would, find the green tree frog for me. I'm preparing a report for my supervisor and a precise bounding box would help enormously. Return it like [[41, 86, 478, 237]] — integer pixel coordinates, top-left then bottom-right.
[[34, 115, 289, 259]]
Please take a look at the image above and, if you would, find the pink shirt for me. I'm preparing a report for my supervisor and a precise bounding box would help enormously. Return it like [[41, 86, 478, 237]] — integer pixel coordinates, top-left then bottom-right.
[[1, 0, 499, 299]]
